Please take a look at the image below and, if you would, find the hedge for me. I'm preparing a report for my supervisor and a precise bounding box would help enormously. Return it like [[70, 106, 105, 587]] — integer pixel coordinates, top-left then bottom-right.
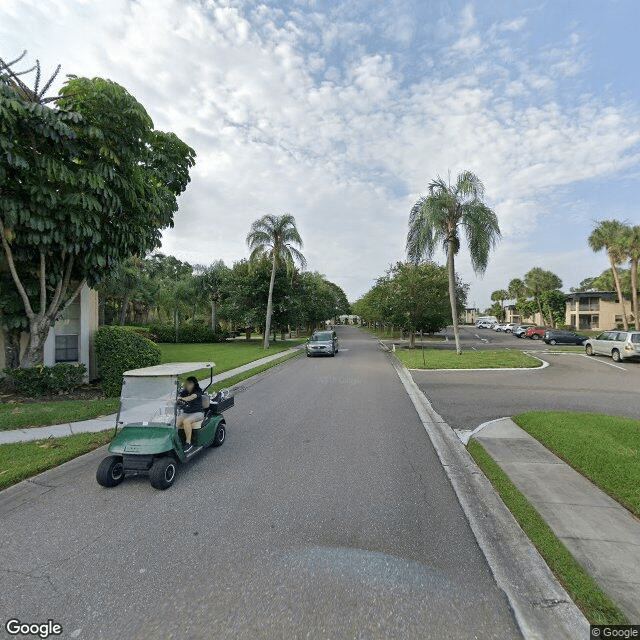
[[2, 363, 87, 396], [147, 323, 229, 344], [94, 326, 161, 396]]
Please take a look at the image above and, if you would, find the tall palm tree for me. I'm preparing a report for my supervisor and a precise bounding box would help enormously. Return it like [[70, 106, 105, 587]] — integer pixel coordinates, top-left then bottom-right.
[[407, 171, 501, 354], [507, 278, 527, 300], [623, 224, 640, 328], [247, 214, 306, 349], [588, 220, 629, 330]]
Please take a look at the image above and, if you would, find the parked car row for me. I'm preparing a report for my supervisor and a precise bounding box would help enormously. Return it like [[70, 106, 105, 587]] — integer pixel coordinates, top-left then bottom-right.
[[476, 319, 640, 361]]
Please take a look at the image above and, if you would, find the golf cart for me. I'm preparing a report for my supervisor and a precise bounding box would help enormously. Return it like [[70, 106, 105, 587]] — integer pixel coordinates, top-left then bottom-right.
[[96, 362, 234, 490]]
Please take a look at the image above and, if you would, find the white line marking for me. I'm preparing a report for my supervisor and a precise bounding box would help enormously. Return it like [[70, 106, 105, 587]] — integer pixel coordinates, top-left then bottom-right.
[[580, 354, 627, 371]]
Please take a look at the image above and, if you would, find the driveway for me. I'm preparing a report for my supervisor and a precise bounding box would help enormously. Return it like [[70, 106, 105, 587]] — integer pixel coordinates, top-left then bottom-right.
[[0, 326, 521, 640]]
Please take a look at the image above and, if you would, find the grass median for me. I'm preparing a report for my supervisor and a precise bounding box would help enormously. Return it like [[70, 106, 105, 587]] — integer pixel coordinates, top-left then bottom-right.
[[468, 439, 628, 625], [395, 348, 541, 370], [0, 430, 113, 490], [0, 398, 119, 432], [513, 411, 640, 517]]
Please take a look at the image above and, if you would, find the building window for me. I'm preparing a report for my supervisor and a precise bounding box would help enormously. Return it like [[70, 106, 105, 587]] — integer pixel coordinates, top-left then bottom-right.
[[579, 297, 599, 311], [55, 335, 79, 362], [579, 315, 599, 330], [569, 314, 576, 328]]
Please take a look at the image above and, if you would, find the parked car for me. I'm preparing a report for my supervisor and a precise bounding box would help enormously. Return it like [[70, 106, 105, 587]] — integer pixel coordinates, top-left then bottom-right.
[[502, 323, 517, 333], [476, 320, 495, 329], [306, 330, 339, 357], [525, 327, 547, 340], [543, 330, 588, 345], [493, 323, 507, 331], [514, 324, 535, 338], [585, 330, 640, 362]]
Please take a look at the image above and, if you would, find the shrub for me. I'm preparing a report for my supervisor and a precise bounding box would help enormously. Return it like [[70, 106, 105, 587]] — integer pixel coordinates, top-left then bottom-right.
[[2, 363, 87, 396], [94, 326, 161, 396], [147, 323, 229, 344]]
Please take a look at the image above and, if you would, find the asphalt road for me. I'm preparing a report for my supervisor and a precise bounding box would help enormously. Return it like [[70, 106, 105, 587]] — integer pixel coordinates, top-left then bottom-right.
[[0, 326, 522, 640], [411, 325, 640, 431]]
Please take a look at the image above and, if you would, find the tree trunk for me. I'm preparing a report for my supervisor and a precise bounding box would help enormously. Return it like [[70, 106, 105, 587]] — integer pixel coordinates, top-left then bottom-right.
[[609, 255, 629, 329], [98, 295, 106, 326], [263, 254, 277, 349], [630, 258, 639, 330], [245, 329, 251, 341], [211, 300, 217, 332], [447, 241, 462, 354], [20, 319, 52, 368], [174, 308, 179, 343], [1, 326, 21, 369], [118, 292, 131, 326], [409, 331, 416, 348]]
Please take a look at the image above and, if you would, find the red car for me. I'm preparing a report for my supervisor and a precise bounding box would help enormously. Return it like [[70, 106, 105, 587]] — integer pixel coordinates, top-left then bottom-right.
[[525, 327, 547, 340]]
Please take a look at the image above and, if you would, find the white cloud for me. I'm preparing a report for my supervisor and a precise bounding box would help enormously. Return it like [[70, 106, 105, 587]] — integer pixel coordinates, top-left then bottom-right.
[[1, 0, 639, 307]]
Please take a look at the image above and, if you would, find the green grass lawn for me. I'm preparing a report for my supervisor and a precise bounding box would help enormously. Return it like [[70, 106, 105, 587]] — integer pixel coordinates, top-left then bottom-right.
[[0, 398, 119, 431], [0, 430, 112, 490], [513, 411, 640, 517], [396, 348, 541, 370], [468, 439, 627, 625], [158, 340, 304, 380]]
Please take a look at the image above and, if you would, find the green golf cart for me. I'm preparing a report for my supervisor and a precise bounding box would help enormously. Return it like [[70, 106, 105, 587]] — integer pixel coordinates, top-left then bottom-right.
[[96, 362, 234, 490]]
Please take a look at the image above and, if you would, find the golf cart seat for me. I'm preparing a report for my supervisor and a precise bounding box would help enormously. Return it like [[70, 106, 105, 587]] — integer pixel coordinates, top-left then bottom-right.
[[190, 392, 210, 430]]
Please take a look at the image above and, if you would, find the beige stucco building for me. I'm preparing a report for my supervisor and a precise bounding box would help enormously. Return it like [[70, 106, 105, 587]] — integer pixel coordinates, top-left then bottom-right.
[[504, 305, 544, 326], [0, 284, 99, 379], [565, 292, 634, 331]]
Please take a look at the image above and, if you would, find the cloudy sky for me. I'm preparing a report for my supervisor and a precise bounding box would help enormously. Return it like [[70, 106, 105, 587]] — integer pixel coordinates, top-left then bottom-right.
[[2, 0, 640, 306]]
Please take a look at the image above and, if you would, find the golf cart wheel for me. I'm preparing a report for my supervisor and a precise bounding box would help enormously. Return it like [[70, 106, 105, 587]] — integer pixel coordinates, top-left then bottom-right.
[[612, 349, 621, 362], [149, 457, 177, 490], [96, 456, 124, 487], [585, 344, 594, 356], [549, 339, 557, 345], [211, 422, 226, 448]]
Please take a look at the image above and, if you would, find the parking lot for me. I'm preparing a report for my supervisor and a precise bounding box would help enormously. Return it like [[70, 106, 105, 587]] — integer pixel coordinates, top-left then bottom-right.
[[410, 325, 640, 431]]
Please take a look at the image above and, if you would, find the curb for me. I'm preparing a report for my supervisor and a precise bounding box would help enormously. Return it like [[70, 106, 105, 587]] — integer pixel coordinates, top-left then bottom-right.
[[389, 354, 590, 640]]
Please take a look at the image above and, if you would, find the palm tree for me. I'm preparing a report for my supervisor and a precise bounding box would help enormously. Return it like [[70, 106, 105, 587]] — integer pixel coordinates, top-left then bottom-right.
[[623, 224, 640, 328], [247, 214, 306, 349], [588, 220, 629, 330], [491, 289, 509, 321], [507, 278, 527, 301], [407, 171, 501, 354]]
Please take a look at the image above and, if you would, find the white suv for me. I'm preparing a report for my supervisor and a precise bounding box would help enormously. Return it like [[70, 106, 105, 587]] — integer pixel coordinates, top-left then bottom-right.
[[585, 331, 640, 362]]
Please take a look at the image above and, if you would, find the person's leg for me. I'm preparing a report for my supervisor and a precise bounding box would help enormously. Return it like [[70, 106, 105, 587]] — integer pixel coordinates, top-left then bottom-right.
[[183, 417, 193, 446]]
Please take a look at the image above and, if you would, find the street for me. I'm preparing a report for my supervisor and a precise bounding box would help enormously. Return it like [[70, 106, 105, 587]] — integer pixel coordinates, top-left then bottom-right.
[[0, 326, 521, 640], [411, 326, 640, 431]]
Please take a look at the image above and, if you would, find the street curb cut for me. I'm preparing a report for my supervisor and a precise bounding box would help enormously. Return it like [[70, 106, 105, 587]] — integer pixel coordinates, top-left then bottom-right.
[[389, 354, 590, 640]]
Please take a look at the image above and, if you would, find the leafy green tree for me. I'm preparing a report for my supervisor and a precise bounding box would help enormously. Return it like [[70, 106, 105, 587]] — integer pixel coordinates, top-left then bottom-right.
[[246, 214, 306, 349], [407, 171, 500, 354], [0, 53, 195, 367], [570, 277, 596, 293], [523, 268, 563, 325], [194, 260, 230, 331], [588, 220, 630, 329], [539, 290, 567, 328]]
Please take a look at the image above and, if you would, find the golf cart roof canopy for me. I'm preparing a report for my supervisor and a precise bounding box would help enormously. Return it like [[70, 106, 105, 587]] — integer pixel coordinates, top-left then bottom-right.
[[123, 362, 215, 377]]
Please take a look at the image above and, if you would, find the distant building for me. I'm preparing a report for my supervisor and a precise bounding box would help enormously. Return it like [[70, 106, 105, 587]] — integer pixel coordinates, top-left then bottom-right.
[[462, 307, 479, 324], [504, 304, 544, 326], [332, 314, 360, 325], [0, 283, 99, 379], [565, 292, 634, 331]]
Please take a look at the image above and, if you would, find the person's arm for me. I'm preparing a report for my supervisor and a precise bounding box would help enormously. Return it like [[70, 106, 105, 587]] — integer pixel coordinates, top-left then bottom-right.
[[179, 393, 198, 401]]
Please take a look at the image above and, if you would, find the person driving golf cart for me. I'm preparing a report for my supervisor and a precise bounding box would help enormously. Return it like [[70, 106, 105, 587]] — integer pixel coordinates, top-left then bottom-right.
[[176, 376, 204, 453]]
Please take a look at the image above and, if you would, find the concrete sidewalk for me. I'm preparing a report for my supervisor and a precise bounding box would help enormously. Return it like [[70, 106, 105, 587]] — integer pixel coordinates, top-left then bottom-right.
[[471, 417, 640, 622], [0, 346, 301, 445]]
